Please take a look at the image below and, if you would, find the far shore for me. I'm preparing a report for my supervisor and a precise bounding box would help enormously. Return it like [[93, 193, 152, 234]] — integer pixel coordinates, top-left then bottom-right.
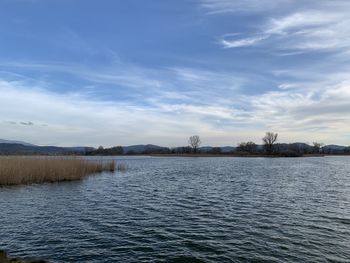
[[0, 153, 331, 158], [147, 153, 326, 158]]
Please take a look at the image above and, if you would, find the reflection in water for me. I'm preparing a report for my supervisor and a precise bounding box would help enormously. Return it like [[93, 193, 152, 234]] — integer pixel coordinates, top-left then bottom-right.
[[0, 156, 350, 262]]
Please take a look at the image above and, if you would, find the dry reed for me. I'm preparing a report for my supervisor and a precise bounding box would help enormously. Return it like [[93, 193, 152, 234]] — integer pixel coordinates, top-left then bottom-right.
[[0, 157, 122, 186]]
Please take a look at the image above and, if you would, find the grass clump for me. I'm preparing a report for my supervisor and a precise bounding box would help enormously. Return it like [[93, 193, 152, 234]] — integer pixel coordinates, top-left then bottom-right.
[[0, 249, 48, 262], [0, 157, 122, 186]]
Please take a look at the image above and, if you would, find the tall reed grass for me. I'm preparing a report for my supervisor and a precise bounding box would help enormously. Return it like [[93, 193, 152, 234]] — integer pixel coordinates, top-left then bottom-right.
[[0, 249, 48, 263], [0, 157, 121, 186]]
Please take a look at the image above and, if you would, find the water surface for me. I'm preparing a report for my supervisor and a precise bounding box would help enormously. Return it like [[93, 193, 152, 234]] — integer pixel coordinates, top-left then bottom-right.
[[0, 156, 349, 262]]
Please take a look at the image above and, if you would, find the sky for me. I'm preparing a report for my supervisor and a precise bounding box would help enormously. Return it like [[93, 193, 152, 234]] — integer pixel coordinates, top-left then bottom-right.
[[1, 0, 350, 147]]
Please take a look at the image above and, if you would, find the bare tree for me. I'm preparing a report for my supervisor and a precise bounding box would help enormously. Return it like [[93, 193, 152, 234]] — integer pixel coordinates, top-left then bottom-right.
[[312, 142, 324, 154], [188, 135, 201, 154], [237, 142, 247, 152], [246, 141, 258, 153], [237, 141, 257, 153], [262, 132, 278, 153]]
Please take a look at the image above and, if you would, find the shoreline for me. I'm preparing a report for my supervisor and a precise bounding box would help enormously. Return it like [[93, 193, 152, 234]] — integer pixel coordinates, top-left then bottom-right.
[[0, 154, 330, 158], [0, 249, 48, 263], [147, 154, 326, 158]]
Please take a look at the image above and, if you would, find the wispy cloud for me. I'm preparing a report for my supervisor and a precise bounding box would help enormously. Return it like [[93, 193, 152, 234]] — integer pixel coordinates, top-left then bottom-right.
[[221, 35, 267, 48], [20, 121, 34, 126], [200, 0, 293, 14], [1, 59, 350, 145], [0, 78, 190, 146], [265, 11, 350, 51], [214, 1, 350, 53], [2, 0, 350, 146], [0, 61, 249, 106], [244, 74, 350, 138], [0, 63, 253, 146]]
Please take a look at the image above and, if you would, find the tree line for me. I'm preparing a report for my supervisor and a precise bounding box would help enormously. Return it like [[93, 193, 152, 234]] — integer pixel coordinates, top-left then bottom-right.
[[236, 132, 323, 156], [86, 132, 350, 156]]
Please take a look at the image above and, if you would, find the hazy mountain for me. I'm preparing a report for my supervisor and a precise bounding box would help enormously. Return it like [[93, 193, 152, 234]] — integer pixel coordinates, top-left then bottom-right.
[[0, 139, 36, 146], [323, 144, 346, 150], [322, 144, 349, 154], [0, 139, 349, 155], [199, 146, 236, 153], [0, 143, 93, 155], [69, 146, 96, 152], [198, 146, 213, 152], [221, 146, 236, 153], [122, 144, 167, 154]]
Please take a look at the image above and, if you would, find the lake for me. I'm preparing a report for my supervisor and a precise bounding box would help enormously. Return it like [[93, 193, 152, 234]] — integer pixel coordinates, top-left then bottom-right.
[[0, 156, 349, 262]]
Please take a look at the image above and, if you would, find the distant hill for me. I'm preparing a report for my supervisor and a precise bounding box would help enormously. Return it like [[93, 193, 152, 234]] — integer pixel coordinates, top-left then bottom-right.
[[0, 139, 36, 146], [323, 144, 346, 151], [322, 145, 349, 154], [199, 146, 236, 153], [220, 146, 236, 153], [123, 144, 168, 154], [0, 139, 349, 156], [0, 143, 94, 155]]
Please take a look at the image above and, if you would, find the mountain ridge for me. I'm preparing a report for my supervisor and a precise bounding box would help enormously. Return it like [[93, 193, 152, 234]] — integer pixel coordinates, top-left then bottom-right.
[[0, 139, 36, 147], [0, 139, 349, 155]]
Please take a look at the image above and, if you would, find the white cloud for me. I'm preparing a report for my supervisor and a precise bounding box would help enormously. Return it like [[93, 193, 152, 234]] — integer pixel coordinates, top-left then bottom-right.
[[265, 12, 340, 34], [200, 0, 293, 14], [0, 79, 204, 147], [221, 35, 267, 48], [2, 59, 350, 146], [265, 11, 350, 51], [215, 1, 350, 52], [0, 61, 163, 91], [2, 68, 350, 146], [246, 80, 350, 136], [0, 71, 249, 147], [278, 83, 296, 90]]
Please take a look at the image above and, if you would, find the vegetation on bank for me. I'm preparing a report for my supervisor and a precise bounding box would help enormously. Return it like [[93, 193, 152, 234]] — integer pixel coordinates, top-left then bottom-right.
[[88, 132, 338, 157], [0, 249, 48, 263], [0, 157, 120, 186], [1, 132, 349, 157]]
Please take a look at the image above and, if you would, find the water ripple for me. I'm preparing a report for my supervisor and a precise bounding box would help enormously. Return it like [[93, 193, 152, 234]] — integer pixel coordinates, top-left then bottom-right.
[[1, 156, 350, 262]]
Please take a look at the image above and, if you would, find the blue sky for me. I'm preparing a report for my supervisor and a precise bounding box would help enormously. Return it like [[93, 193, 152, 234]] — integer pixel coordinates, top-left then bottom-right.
[[1, 0, 350, 147]]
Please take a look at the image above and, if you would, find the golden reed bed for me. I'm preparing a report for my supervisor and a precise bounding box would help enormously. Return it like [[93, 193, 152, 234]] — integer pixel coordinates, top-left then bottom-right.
[[0, 157, 123, 186]]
